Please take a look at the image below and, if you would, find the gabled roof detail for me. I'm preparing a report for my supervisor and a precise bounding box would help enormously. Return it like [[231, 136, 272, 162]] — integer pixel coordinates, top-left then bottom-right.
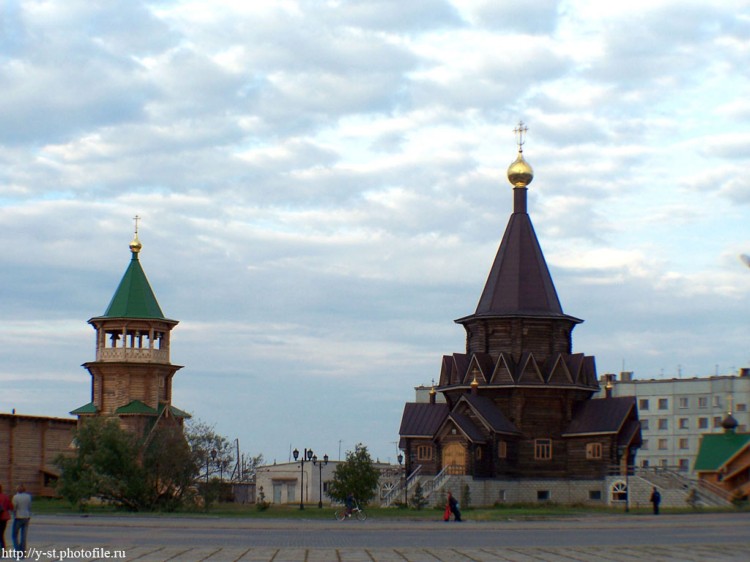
[[459, 394, 521, 436], [450, 354, 469, 385], [439, 356, 453, 386], [490, 352, 516, 384], [546, 354, 573, 385], [444, 412, 486, 443], [157, 402, 191, 419], [515, 353, 544, 384], [563, 397, 636, 436], [464, 353, 492, 384], [102, 251, 166, 320], [565, 353, 585, 384]]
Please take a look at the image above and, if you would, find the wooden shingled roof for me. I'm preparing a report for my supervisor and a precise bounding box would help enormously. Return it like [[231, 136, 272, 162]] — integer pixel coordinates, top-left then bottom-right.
[[562, 396, 637, 436]]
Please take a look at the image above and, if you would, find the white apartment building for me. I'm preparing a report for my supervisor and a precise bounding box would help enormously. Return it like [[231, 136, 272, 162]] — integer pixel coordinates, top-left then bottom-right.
[[597, 370, 750, 473]]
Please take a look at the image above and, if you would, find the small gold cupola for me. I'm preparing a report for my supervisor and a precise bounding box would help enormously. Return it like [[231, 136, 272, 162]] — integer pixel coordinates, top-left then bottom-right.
[[129, 214, 142, 255], [507, 121, 534, 188]]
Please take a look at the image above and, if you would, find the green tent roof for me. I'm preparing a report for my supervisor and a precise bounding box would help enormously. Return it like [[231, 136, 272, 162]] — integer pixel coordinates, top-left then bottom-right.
[[693, 431, 750, 472], [115, 400, 159, 415], [70, 402, 98, 415], [103, 252, 165, 319]]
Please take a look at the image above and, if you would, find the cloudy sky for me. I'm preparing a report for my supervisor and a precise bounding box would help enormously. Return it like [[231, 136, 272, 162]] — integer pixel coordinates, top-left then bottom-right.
[[2, 0, 750, 465]]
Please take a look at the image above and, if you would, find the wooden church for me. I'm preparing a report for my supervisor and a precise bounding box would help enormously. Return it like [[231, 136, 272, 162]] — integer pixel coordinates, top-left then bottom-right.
[[71, 223, 189, 435], [399, 126, 641, 487]]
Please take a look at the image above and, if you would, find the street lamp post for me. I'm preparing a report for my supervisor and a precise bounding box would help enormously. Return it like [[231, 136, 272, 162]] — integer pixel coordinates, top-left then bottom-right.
[[313, 453, 329, 508], [208, 448, 217, 483], [397, 453, 407, 507], [293, 447, 314, 510]]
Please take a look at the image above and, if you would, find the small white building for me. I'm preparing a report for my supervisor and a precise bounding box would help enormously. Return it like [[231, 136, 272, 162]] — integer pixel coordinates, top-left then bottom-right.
[[597, 369, 750, 473], [255, 459, 403, 506]]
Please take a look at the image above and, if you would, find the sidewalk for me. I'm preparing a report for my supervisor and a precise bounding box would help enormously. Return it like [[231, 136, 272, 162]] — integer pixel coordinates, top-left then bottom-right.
[[11, 542, 750, 561]]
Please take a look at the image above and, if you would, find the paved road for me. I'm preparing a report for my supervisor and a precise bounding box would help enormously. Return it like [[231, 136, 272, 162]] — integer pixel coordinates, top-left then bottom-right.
[[8, 512, 749, 561]]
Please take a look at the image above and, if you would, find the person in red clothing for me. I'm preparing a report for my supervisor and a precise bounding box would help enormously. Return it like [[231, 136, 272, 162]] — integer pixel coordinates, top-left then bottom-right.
[[0, 483, 12, 552]]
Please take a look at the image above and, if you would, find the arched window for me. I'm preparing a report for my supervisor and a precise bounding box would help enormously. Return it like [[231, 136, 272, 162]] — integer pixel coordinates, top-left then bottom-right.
[[611, 480, 628, 503]]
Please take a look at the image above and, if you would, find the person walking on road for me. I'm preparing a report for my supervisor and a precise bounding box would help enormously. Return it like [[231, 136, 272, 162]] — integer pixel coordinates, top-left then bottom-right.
[[650, 487, 661, 515], [12, 484, 32, 554], [446, 491, 462, 522], [0, 484, 12, 552]]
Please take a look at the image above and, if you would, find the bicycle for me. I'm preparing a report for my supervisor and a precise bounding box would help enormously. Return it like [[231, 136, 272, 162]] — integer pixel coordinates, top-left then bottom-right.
[[335, 500, 367, 521]]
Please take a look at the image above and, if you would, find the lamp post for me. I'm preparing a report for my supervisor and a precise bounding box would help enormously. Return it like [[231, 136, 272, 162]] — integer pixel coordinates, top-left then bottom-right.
[[209, 448, 217, 483], [293, 447, 314, 510], [618, 445, 630, 513], [397, 453, 407, 507], [313, 453, 329, 508]]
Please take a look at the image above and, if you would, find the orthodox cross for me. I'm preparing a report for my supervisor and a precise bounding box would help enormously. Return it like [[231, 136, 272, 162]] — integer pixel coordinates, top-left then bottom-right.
[[133, 214, 141, 236], [514, 121, 528, 152]]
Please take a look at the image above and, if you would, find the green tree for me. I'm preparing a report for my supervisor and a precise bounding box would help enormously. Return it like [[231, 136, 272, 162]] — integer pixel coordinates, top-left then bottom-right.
[[327, 443, 380, 506], [410, 481, 428, 510], [142, 423, 199, 511], [56, 417, 148, 510], [184, 419, 234, 482]]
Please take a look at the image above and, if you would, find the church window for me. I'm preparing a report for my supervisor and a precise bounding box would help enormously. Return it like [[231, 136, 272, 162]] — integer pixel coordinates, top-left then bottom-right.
[[611, 481, 628, 502], [586, 443, 602, 459], [497, 441, 507, 459], [589, 490, 602, 501], [416, 445, 432, 461], [534, 439, 552, 460], [537, 490, 550, 501]]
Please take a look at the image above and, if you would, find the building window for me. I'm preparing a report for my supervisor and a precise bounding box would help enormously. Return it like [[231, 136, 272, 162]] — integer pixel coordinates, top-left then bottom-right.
[[658, 418, 668, 430], [417, 445, 432, 461], [698, 417, 708, 429], [641, 459, 649, 468], [589, 490, 602, 501], [660, 459, 668, 467], [698, 397, 708, 409], [641, 419, 649, 431], [658, 439, 668, 450], [497, 441, 507, 459], [737, 403, 747, 412], [678, 459, 690, 472], [679, 397, 689, 409], [534, 439, 552, 460], [679, 418, 689, 429], [679, 438, 689, 450], [641, 439, 649, 450], [497, 490, 506, 502], [586, 443, 603, 459], [658, 398, 668, 410], [713, 417, 723, 428], [537, 490, 550, 501], [639, 399, 650, 411], [611, 481, 628, 502], [713, 396, 722, 408]]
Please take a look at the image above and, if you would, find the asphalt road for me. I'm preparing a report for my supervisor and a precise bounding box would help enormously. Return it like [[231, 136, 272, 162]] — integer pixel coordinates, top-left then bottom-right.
[[29, 511, 750, 548]]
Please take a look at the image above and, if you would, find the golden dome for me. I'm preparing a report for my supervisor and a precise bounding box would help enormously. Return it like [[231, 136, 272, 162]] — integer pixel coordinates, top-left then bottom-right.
[[507, 151, 534, 188], [129, 234, 142, 254]]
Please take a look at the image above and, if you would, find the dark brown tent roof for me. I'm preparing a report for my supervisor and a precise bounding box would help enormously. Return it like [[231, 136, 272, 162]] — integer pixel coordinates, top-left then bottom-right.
[[446, 412, 487, 443], [563, 396, 636, 436], [456, 190, 581, 324]]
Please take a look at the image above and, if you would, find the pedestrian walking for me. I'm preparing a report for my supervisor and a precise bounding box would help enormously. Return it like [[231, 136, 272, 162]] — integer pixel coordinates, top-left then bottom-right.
[[650, 486, 661, 515], [0, 484, 12, 552], [12, 484, 32, 554], [446, 491, 462, 522]]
